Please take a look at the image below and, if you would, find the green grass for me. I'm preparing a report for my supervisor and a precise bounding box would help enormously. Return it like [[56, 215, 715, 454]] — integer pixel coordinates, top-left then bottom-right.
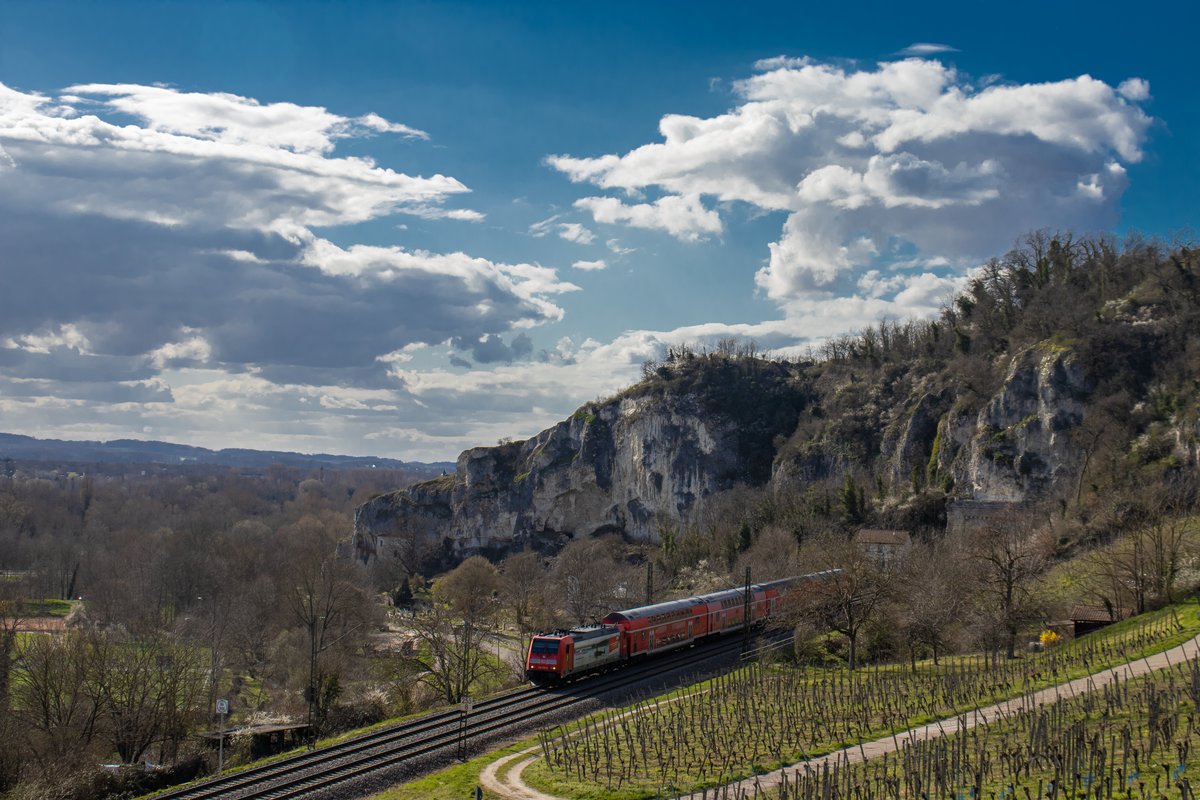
[[39, 598, 74, 616], [7, 597, 75, 617], [234, 673, 270, 711], [368, 741, 534, 800], [1036, 514, 1200, 609]]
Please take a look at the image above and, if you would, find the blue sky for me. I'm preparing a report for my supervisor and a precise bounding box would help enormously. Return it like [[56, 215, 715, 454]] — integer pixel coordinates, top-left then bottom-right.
[[0, 1, 1196, 461]]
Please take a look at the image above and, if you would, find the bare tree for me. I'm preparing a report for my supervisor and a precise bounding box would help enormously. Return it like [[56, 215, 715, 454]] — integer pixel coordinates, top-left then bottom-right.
[[0, 575, 28, 791], [1084, 477, 1199, 613], [965, 511, 1047, 658], [0, 580, 25, 711], [387, 516, 440, 577], [553, 536, 630, 625], [0, 710, 21, 793], [11, 631, 101, 772], [1139, 478, 1199, 605], [736, 524, 800, 583], [408, 556, 502, 703], [892, 538, 967, 669], [284, 516, 373, 733], [794, 533, 891, 670], [499, 550, 549, 640], [220, 520, 279, 681], [89, 632, 207, 765]]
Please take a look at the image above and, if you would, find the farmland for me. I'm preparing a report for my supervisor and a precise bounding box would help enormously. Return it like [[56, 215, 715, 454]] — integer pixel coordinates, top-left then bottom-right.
[[368, 603, 1200, 800]]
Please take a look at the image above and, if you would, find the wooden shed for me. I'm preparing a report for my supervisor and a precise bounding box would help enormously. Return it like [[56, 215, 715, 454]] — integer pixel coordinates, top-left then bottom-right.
[[1069, 604, 1132, 638]]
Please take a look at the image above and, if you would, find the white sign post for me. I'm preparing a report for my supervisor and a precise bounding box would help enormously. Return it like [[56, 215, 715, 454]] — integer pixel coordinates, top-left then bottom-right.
[[216, 699, 229, 773], [457, 696, 473, 761]]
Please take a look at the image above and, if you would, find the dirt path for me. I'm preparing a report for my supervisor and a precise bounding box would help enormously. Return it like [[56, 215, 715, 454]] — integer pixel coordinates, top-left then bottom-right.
[[479, 749, 561, 800], [484, 631, 1200, 800]]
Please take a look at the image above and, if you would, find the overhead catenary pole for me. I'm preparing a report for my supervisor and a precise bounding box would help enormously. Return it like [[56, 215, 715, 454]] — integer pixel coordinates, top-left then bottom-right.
[[646, 561, 654, 605], [458, 695, 473, 761], [743, 565, 751, 653], [307, 615, 317, 746]]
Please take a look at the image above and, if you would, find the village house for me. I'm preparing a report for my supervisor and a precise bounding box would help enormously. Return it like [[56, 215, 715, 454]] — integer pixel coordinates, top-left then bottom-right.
[[853, 528, 912, 568]]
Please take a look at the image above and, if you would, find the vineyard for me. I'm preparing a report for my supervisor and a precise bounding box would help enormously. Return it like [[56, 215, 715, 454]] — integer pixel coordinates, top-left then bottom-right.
[[529, 605, 1200, 800], [689, 650, 1200, 799]]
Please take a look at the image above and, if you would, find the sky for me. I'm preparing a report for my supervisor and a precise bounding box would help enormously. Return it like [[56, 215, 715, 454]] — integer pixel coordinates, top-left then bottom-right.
[[0, 1, 1196, 463]]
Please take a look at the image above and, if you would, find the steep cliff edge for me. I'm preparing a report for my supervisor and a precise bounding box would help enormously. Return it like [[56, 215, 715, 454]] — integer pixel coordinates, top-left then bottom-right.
[[355, 342, 1169, 563], [355, 358, 809, 561], [951, 345, 1090, 501], [769, 345, 1093, 502]]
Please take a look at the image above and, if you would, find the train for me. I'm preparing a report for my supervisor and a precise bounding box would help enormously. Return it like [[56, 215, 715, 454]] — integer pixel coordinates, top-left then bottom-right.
[[524, 571, 833, 683]]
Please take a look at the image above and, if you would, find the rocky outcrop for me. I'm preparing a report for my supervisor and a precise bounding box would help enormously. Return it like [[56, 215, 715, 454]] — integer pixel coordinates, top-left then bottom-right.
[[933, 345, 1091, 502], [768, 346, 1092, 504], [880, 383, 954, 490], [355, 361, 806, 560], [353, 342, 1149, 563]]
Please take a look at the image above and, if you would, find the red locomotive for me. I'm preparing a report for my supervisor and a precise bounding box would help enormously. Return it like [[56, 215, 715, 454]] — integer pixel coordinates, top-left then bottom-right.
[[525, 572, 830, 683]]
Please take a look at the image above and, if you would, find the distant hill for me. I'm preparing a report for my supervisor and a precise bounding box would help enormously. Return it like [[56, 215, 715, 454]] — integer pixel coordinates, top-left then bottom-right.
[[0, 432, 454, 473]]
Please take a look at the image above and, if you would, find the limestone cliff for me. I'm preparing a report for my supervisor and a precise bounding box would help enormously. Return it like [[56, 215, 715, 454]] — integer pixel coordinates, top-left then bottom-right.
[[357, 337, 1199, 563], [770, 345, 1093, 503], [952, 346, 1089, 500], [355, 358, 808, 561], [356, 332, 1197, 563]]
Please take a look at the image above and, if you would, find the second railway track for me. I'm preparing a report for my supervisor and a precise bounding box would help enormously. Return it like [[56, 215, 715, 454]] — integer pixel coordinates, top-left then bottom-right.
[[155, 630, 787, 800]]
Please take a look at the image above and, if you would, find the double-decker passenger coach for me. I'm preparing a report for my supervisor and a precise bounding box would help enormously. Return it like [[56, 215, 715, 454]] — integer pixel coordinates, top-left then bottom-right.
[[525, 572, 834, 683]]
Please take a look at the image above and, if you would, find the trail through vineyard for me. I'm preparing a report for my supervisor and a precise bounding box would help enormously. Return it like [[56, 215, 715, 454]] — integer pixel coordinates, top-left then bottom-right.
[[489, 627, 1200, 800]]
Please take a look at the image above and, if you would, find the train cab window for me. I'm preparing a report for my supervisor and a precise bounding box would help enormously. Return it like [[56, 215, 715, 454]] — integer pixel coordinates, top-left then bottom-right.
[[531, 638, 560, 654]]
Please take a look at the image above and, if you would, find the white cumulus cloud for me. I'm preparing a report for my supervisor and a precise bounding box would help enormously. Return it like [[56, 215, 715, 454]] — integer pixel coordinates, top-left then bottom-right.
[[547, 57, 1150, 308], [574, 194, 723, 241], [557, 222, 596, 244]]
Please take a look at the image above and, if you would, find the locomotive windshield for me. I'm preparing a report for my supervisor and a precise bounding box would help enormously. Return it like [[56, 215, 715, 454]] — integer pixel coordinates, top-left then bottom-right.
[[530, 638, 560, 654]]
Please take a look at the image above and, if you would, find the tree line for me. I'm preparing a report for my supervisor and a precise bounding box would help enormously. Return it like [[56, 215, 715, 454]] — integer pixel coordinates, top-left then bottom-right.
[[0, 464, 407, 798]]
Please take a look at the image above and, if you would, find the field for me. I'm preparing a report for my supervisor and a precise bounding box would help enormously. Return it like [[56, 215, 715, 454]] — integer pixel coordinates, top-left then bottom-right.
[[740, 653, 1200, 799], [525, 603, 1200, 799]]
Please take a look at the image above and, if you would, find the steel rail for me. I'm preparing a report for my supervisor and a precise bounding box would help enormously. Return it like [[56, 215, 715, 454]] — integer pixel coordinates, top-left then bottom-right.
[[155, 629, 788, 800]]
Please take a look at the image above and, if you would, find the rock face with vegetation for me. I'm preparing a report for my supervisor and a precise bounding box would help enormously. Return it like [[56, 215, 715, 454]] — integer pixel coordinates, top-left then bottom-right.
[[957, 344, 1090, 501], [355, 354, 808, 560], [356, 234, 1200, 562]]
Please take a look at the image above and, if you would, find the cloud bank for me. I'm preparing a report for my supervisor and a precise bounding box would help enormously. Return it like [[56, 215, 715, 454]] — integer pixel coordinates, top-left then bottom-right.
[[549, 57, 1151, 316], [0, 82, 577, 366], [0, 82, 585, 457]]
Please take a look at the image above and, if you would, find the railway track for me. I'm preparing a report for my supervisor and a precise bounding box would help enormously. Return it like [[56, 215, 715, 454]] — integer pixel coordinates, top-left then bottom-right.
[[156, 630, 786, 800]]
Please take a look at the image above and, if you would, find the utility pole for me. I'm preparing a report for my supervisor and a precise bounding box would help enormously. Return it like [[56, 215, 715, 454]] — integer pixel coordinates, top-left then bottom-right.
[[307, 615, 317, 746], [645, 561, 654, 605], [742, 566, 752, 654]]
